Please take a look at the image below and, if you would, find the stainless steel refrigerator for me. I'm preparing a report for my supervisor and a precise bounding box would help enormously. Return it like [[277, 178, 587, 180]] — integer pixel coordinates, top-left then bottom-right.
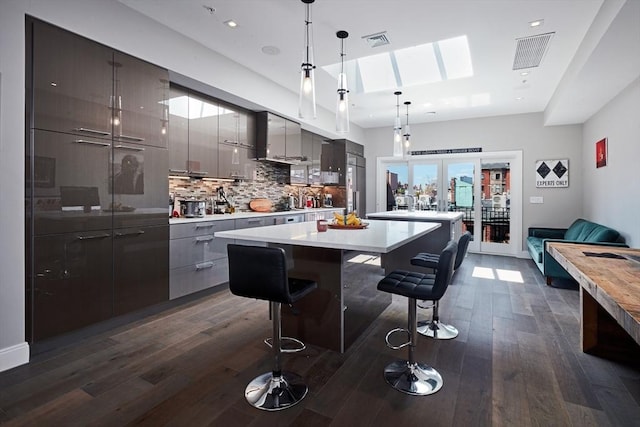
[[346, 153, 366, 217]]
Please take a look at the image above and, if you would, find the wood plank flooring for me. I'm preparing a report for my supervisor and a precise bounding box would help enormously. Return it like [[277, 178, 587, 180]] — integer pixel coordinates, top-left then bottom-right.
[[1, 253, 639, 426]]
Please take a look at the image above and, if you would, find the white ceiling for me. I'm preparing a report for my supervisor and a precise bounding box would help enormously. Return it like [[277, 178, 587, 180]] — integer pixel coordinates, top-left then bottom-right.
[[118, 0, 637, 129]]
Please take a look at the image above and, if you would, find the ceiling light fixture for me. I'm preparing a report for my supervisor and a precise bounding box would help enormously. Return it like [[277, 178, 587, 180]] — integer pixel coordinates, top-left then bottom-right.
[[403, 101, 411, 157], [393, 91, 403, 156], [529, 19, 544, 27], [224, 20, 238, 28], [299, 0, 316, 119], [336, 30, 350, 133]]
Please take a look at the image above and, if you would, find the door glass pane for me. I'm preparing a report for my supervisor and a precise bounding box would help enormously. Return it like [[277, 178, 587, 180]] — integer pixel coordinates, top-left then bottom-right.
[[447, 161, 475, 234], [386, 164, 408, 210], [412, 163, 439, 210], [481, 161, 510, 243]]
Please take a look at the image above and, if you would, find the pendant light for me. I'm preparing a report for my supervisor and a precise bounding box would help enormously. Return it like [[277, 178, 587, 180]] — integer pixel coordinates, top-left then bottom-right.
[[393, 91, 403, 156], [298, 0, 316, 119], [335, 30, 350, 133], [403, 101, 411, 157]]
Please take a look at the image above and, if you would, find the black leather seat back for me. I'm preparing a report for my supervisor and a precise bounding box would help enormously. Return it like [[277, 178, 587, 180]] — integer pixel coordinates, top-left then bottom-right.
[[431, 240, 458, 300], [228, 244, 293, 304], [454, 231, 472, 270]]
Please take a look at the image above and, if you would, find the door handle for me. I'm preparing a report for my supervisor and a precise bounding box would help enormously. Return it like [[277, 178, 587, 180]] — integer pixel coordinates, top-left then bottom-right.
[[195, 236, 214, 242], [114, 230, 145, 238], [73, 139, 110, 147], [76, 233, 111, 240], [195, 261, 214, 270]]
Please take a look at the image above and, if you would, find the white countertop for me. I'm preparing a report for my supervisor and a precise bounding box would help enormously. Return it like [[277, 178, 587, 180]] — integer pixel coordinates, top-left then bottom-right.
[[170, 207, 340, 224], [367, 210, 464, 221], [215, 219, 441, 253]]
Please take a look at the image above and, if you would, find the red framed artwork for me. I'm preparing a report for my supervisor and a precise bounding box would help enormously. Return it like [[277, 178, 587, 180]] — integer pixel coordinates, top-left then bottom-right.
[[596, 138, 607, 168]]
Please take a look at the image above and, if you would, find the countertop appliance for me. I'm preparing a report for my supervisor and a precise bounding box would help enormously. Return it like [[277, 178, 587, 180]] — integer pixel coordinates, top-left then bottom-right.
[[181, 199, 206, 218]]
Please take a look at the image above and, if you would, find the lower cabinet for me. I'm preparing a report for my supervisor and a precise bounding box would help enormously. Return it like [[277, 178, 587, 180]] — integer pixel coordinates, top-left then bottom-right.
[[113, 225, 169, 315], [169, 219, 234, 299], [32, 231, 113, 342]]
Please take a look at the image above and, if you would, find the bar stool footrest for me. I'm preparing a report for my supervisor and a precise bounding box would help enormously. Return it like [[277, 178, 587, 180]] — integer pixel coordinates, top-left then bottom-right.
[[264, 336, 306, 353], [384, 327, 411, 350]]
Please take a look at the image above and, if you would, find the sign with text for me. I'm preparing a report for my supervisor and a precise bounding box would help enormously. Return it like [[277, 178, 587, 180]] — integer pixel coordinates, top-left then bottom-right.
[[535, 159, 569, 188]]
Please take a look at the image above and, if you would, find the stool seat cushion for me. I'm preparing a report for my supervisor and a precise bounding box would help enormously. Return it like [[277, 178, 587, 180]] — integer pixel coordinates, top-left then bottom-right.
[[377, 270, 436, 300], [410, 253, 439, 269]]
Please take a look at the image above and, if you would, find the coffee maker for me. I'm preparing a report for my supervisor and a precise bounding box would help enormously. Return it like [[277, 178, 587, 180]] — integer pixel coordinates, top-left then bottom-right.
[[323, 194, 333, 207]]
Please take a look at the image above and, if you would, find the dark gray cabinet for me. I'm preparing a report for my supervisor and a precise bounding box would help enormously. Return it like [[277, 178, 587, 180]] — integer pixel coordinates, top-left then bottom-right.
[[168, 86, 218, 177], [292, 129, 324, 184], [256, 112, 303, 164], [27, 18, 169, 345], [32, 231, 113, 341], [218, 142, 256, 180], [218, 101, 257, 180]]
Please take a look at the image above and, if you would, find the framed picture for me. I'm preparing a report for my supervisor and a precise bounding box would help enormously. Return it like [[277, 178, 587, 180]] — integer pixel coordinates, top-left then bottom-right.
[[596, 138, 607, 168], [535, 159, 569, 188]]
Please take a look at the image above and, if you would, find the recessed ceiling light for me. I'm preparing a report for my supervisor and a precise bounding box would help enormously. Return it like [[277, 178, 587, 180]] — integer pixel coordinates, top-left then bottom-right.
[[520, 71, 529, 76], [515, 97, 524, 101], [50, 82, 57, 87], [224, 20, 238, 28], [426, 111, 436, 115], [261, 45, 280, 55], [529, 19, 543, 28]]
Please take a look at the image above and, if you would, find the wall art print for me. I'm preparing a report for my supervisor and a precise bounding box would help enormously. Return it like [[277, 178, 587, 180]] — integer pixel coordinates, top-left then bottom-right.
[[596, 138, 607, 168], [535, 159, 569, 188]]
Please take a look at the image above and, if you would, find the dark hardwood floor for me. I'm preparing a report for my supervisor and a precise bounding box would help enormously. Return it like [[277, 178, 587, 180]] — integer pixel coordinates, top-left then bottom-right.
[[1, 253, 639, 426]]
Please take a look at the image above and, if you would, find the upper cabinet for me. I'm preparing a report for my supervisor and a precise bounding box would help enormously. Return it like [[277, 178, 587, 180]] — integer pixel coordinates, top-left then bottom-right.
[[32, 21, 168, 148], [255, 112, 303, 164], [219, 101, 255, 148], [168, 86, 218, 177]]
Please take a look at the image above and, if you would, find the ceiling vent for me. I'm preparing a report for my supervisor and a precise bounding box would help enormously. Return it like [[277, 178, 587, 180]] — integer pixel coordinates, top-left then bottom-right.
[[512, 32, 554, 70], [362, 31, 390, 48]]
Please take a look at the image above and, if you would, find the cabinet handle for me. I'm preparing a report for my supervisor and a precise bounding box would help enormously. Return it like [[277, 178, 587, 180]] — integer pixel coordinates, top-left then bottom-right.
[[195, 236, 214, 242], [73, 139, 111, 147], [195, 261, 214, 270], [116, 134, 145, 142], [247, 220, 262, 224], [73, 127, 110, 136], [170, 169, 188, 174], [76, 233, 111, 240], [190, 171, 208, 176], [113, 144, 145, 151], [223, 139, 238, 144], [114, 230, 145, 238], [195, 224, 215, 229]]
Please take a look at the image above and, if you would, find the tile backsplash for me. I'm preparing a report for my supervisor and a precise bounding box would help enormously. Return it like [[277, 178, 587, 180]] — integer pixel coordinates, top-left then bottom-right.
[[169, 161, 329, 212]]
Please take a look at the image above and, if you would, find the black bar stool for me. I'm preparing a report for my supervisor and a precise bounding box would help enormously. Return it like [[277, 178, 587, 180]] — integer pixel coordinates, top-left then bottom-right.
[[410, 231, 472, 340], [227, 244, 317, 411], [377, 240, 457, 395]]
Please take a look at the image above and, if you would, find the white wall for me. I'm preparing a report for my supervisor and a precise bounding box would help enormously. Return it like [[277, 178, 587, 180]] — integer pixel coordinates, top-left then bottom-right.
[[0, 0, 364, 372], [363, 113, 584, 253], [583, 78, 640, 246]]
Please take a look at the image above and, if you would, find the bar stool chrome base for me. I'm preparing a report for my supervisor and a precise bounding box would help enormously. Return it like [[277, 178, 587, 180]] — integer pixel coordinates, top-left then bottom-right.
[[245, 371, 308, 411], [417, 319, 459, 340], [383, 360, 443, 396]]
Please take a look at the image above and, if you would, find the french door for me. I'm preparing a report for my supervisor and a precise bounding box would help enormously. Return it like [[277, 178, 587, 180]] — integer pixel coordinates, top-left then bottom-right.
[[379, 151, 521, 256]]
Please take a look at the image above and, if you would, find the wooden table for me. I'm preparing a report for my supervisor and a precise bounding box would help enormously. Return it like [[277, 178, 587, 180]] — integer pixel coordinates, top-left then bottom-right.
[[547, 242, 640, 360]]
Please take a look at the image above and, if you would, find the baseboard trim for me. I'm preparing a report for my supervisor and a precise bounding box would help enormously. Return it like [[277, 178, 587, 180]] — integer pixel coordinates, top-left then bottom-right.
[[0, 342, 30, 373]]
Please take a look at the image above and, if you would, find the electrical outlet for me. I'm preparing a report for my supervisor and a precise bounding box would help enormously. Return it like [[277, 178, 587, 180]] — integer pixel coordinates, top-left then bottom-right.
[[530, 196, 544, 204]]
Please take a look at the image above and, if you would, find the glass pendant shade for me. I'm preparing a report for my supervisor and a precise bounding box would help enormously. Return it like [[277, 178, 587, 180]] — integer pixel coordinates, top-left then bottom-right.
[[403, 101, 411, 157], [393, 91, 403, 156], [336, 73, 349, 132], [336, 30, 349, 133], [231, 146, 240, 165], [298, 0, 316, 119]]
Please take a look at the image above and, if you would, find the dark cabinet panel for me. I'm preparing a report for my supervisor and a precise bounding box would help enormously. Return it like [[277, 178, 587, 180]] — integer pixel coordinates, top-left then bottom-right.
[[111, 52, 169, 149], [187, 92, 218, 177], [111, 143, 169, 229], [168, 86, 189, 174], [32, 231, 113, 341], [113, 225, 168, 315], [32, 21, 113, 138], [218, 142, 256, 180], [33, 129, 112, 235]]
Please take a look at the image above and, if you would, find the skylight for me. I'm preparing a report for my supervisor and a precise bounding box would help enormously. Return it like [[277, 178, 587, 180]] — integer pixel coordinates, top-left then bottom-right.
[[322, 34, 473, 94]]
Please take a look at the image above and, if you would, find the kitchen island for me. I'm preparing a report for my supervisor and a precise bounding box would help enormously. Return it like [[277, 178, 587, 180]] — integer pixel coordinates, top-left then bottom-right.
[[367, 210, 464, 270], [216, 219, 440, 352]]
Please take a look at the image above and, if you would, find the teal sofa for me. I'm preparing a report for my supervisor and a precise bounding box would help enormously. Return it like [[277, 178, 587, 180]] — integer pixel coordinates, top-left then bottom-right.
[[527, 218, 627, 285]]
